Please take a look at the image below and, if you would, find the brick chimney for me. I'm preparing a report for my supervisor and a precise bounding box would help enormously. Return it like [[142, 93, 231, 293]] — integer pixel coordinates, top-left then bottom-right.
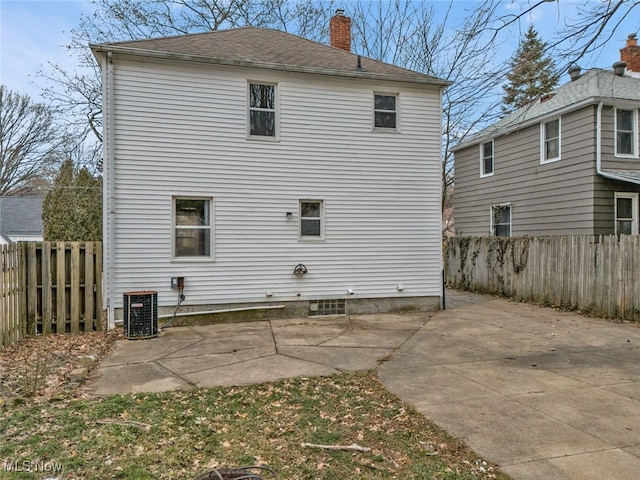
[[330, 9, 351, 52], [621, 33, 640, 72]]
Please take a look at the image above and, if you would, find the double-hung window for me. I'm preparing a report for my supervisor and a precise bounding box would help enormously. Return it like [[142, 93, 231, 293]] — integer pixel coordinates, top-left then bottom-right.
[[249, 82, 276, 137], [615, 108, 638, 157], [300, 200, 323, 239], [615, 193, 638, 235], [480, 140, 494, 177], [173, 197, 213, 258], [541, 118, 561, 163], [491, 203, 511, 237], [374, 93, 398, 130]]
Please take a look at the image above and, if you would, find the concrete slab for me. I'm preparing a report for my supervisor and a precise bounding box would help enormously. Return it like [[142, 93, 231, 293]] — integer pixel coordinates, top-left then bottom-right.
[[90, 362, 192, 394], [100, 337, 202, 366], [321, 329, 416, 349], [158, 346, 276, 375], [503, 449, 640, 480], [514, 387, 640, 448], [278, 345, 393, 371], [163, 331, 274, 357], [423, 396, 608, 465], [349, 312, 431, 330], [445, 358, 588, 396], [182, 354, 339, 388]]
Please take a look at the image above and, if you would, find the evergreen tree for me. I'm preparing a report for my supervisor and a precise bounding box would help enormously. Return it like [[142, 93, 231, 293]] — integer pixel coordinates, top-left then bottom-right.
[[43, 158, 102, 241], [502, 25, 559, 114]]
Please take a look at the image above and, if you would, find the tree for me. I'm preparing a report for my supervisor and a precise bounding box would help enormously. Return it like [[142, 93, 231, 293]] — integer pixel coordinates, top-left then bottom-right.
[[42, 158, 102, 241], [0, 85, 63, 195], [502, 25, 559, 114]]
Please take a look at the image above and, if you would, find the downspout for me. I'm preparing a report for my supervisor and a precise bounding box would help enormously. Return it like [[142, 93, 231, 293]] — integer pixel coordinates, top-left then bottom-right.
[[105, 51, 116, 329], [596, 102, 604, 177]]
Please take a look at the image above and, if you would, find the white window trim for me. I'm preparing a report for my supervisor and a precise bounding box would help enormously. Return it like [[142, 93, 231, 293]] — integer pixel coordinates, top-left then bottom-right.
[[490, 202, 512, 237], [614, 107, 638, 159], [299, 199, 325, 241], [172, 196, 215, 262], [247, 81, 279, 141], [615, 192, 639, 235], [373, 92, 400, 132], [480, 140, 494, 178], [540, 117, 561, 164]]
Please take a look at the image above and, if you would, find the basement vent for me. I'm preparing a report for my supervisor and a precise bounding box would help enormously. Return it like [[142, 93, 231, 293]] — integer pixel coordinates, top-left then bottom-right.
[[310, 299, 346, 316]]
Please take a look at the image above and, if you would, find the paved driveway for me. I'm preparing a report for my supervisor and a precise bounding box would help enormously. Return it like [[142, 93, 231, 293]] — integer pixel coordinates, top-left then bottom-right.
[[379, 291, 640, 480]]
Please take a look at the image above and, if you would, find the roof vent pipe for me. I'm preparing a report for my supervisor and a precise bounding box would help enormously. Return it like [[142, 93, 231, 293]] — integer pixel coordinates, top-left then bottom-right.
[[613, 61, 627, 76], [356, 54, 363, 71], [568, 65, 581, 81]]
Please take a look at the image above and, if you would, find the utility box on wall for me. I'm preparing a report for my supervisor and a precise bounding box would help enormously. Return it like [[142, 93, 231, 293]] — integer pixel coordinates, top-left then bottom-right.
[[123, 291, 158, 339]]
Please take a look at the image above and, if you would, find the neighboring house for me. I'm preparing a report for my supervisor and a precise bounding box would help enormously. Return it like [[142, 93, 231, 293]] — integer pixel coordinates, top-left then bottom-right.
[[452, 34, 640, 237], [91, 10, 449, 328], [0, 197, 44, 245]]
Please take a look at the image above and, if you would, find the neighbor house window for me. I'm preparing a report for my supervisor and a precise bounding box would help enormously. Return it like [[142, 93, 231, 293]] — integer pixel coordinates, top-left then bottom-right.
[[615, 192, 638, 235], [541, 118, 561, 163], [480, 140, 494, 177], [173, 197, 213, 258], [615, 108, 638, 157], [300, 200, 323, 238], [374, 94, 397, 129], [491, 203, 511, 237], [249, 83, 276, 137]]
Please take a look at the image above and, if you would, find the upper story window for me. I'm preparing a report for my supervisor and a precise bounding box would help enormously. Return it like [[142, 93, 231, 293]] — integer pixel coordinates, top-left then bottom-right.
[[249, 83, 276, 137], [541, 118, 561, 163], [615, 108, 638, 157], [615, 192, 638, 235], [374, 94, 397, 130], [173, 197, 213, 259], [480, 140, 494, 177], [300, 200, 323, 239], [491, 203, 511, 237]]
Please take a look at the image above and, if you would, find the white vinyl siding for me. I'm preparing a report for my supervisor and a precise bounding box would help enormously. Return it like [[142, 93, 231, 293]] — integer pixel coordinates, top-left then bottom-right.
[[104, 57, 442, 311]]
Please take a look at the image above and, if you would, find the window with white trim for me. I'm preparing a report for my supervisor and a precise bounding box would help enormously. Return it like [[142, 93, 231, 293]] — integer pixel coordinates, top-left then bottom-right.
[[480, 140, 494, 177], [249, 83, 276, 137], [173, 197, 213, 258], [541, 118, 561, 163], [615, 192, 638, 235], [615, 108, 638, 157], [300, 200, 323, 238], [491, 203, 511, 237], [374, 93, 397, 129]]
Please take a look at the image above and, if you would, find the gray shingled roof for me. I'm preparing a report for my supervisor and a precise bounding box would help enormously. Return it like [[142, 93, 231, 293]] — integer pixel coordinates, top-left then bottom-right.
[[453, 68, 640, 151], [90, 27, 449, 86], [0, 197, 44, 242]]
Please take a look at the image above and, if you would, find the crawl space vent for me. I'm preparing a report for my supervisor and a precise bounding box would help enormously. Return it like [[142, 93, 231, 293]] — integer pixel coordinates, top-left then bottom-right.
[[310, 299, 346, 316]]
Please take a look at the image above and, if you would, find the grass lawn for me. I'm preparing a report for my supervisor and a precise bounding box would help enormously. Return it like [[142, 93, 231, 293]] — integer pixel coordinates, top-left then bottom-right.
[[1, 371, 510, 480]]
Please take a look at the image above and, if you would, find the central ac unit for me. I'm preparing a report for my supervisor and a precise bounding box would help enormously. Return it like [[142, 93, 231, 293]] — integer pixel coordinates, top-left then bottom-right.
[[123, 291, 158, 339]]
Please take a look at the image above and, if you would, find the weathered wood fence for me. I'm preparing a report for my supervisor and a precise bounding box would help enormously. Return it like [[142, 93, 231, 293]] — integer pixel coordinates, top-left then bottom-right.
[[445, 235, 640, 321], [1, 242, 103, 348]]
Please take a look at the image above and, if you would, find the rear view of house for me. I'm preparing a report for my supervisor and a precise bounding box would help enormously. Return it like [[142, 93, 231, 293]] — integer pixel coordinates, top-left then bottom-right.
[[453, 35, 640, 237], [91, 11, 448, 327]]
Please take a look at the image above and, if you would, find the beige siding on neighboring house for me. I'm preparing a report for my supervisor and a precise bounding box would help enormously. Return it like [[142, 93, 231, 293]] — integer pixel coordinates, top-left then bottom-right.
[[107, 56, 443, 312], [454, 106, 598, 236]]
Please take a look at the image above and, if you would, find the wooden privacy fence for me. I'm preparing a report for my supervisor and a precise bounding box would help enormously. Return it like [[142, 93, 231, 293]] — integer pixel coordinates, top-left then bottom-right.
[[445, 235, 640, 321], [1, 242, 103, 348]]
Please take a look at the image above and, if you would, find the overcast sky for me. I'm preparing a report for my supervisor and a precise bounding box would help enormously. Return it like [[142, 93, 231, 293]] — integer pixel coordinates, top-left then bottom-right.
[[1, 0, 639, 103]]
